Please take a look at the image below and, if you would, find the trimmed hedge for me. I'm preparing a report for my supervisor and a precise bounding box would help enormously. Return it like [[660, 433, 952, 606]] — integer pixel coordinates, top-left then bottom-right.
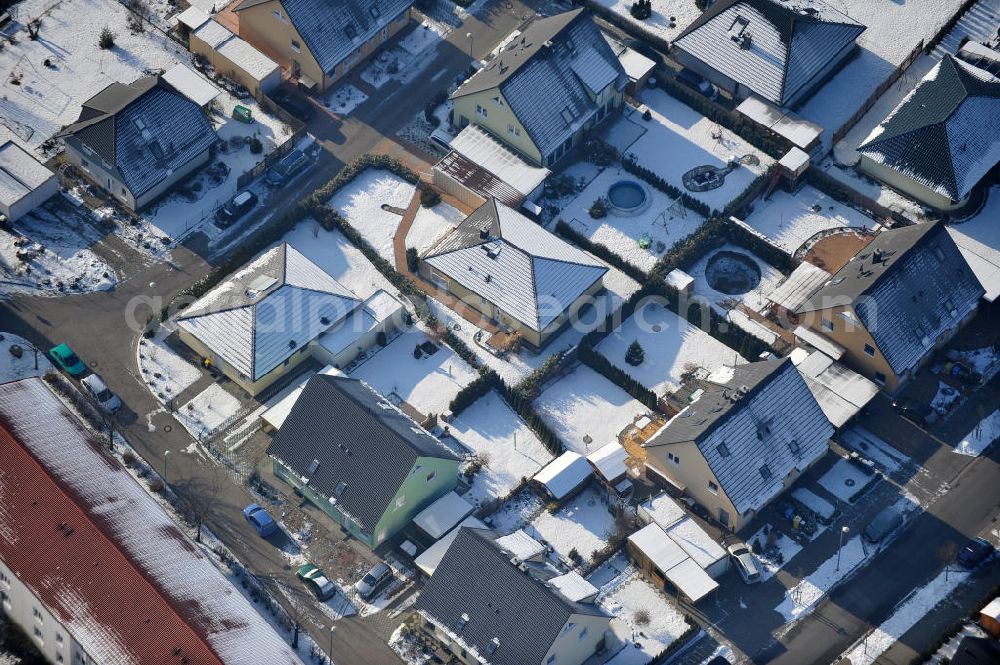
[[449, 370, 503, 416], [578, 340, 658, 410], [622, 156, 715, 218], [649, 620, 699, 664], [555, 220, 649, 283], [504, 386, 564, 456], [723, 214, 796, 273], [511, 351, 565, 402]]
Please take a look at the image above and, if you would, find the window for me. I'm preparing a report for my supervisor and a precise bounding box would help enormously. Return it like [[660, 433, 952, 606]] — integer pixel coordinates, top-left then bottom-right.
[[864, 343, 876, 357], [718, 508, 730, 526], [475, 104, 488, 118], [33, 627, 42, 638], [426, 470, 436, 483], [821, 318, 834, 332], [668, 452, 680, 465], [931, 242, 945, 263], [272, 9, 287, 23], [507, 123, 520, 137], [0, 571, 7, 584], [56, 634, 63, 645], [579, 626, 588, 640], [57, 655, 64, 663], [759, 464, 772, 481], [121, 187, 127, 196], [874, 371, 887, 385], [716, 442, 730, 457], [707, 481, 719, 495], [291, 40, 301, 53], [33, 607, 43, 622], [547, 656, 557, 665], [944, 297, 955, 313], [492, 96, 503, 107], [788, 439, 800, 454]]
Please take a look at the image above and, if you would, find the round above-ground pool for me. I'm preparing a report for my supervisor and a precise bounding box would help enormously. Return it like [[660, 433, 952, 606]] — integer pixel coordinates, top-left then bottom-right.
[[705, 250, 762, 295], [607, 180, 648, 214]]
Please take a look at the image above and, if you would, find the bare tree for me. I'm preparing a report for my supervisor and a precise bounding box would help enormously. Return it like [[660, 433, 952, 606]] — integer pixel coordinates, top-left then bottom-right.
[[174, 467, 223, 543], [937, 541, 958, 581]]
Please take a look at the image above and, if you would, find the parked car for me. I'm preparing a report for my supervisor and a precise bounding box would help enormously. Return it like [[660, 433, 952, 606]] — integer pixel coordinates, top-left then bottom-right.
[[958, 537, 993, 568], [296, 564, 337, 601], [243, 503, 278, 537], [265, 150, 309, 186], [272, 91, 315, 121], [48, 343, 86, 377], [863, 505, 906, 543], [727, 543, 761, 584], [215, 190, 258, 227], [354, 562, 392, 599], [81, 373, 121, 413], [892, 399, 929, 428], [676, 68, 718, 100]]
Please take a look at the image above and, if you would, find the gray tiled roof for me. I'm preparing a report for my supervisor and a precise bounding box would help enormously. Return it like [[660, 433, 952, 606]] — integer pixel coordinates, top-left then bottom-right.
[[646, 359, 833, 515], [415, 528, 607, 665], [424, 199, 607, 332], [60, 77, 217, 198], [178, 244, 361, 381], [674, 0, 864, 106], [267, 375, 458, 534], [858, 56, 1000, 202], [797, 222, 983, 375], [237, 0, 415, 75], [452, 9, 627, 158]]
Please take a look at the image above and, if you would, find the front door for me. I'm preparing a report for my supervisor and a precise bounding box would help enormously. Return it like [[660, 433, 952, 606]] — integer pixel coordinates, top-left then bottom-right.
[[291, 59, 301, 78], [718, 508, 730, 527]]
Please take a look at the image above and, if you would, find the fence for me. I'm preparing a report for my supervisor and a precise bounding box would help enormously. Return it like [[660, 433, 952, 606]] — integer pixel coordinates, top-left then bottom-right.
[[199, 404, 261, 485], [830, 40, 924, 146]]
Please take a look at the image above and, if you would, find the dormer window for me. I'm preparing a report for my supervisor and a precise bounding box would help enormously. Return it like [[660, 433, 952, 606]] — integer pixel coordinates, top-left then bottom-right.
[[759, 464, 772, 480], [345, 24, 358, 39], [369, 6, 380, 18]]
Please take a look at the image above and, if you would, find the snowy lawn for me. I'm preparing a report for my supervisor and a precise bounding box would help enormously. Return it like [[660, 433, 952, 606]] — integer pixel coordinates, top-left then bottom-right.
[[526, 487, 617, 565], [841, 568, 970, 665], [607, 90, 772, 212], [350, 329, 478, 417], [535, 364, 649, 455], [601, 572, 691, 664], [775, 535, 871, 621], [949, 185, 1000, 301], [483, 487, 545, 534], [327, 170, 417, 263], [954, 410, 1000, 457], [326, 83, 369, 115], [175, 384, 242, 439], [838, 426, 908, 475], [136, 332, 202, 405], [279, 217, 398, 299], [688, 243, 784, 314], [791, 489, 837, 522], [399, 20, 448, 56], [448, 390, 554, 507], [740, 186, 879, 255], [0, 200, 116, 297], [596, 301, 745, 395], [555, 165, 707, 273], [591, 0, 702, 43], [747, 525, 802, 582], [0, 332, 52, 382], [406, 201, 464, 254], [817, 457, 876, 502]]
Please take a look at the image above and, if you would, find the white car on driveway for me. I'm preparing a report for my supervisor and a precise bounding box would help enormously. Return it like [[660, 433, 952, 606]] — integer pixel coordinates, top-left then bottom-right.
[[81, 373, 122, 413], [727, 543, 762, 584]]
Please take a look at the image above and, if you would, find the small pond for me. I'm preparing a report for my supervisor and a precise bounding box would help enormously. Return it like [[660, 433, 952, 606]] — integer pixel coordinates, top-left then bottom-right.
[[705, 250, 762, 295]]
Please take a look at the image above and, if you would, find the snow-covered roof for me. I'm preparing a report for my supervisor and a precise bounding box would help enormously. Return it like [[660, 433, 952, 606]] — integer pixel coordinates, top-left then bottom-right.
[[793, 325, 845, 360], [260, 365, 341, 430], [675, 0, 865, 106], [859, 56, 1000, 204], [413, 491, 475, 539], [452, 9, 627, 158], [162, 63, 220, 107], [316, 289, 402, 358], [982, 597, 1000, 621], [548, 571, 599, 603], [533, 451, 593, 499], [414, 516, 488, 576], [735, 96, 822, 149], [0, 378, 302, 665], [586, 441, 629, 482], [177, 5, 211, 31], [216, 31, 280, 81], [425, 199, 607, 332], [449, 125, 549, 198], [664, 517, 726, 570], [193, 18, 233, 50], [604, 37, 656, 84], [0, 141, 54, 207], [767, 262, 831, 311], [638, 493, 687, 529], [665, 268, 695, 293], [178, 243, 362, 381], [627, 524, 718, 602], [948, 225, 1000, 303], [495, 529, 546, 562], [778, 146, 810, 174], [791, 348, 879, 428]]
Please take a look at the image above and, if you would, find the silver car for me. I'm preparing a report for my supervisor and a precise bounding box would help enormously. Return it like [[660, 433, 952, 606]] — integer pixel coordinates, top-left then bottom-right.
[[354, 562, 392, 599], [81, 373, 122, 413], [727, 543, 762, 584]]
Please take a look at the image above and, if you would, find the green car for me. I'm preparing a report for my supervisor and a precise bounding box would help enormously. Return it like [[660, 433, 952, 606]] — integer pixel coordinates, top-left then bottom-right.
[[296, 564, 337, 601], [49, 343, 86, 376]]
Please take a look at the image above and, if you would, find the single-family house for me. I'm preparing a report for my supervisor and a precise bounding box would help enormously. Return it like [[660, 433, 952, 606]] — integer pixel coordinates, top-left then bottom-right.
[[415, 527, 612, 665], [267, 374, 460, 549], [672, 0, 865, 108], [644, 358, 834, 532], [420, 198, 607, 348], [58, 75, 217, 211], [450, 9, 627, 167], [0, 378, 302, 665], [796, 222, 983, 394], [233, 0, 413, 92], [0, 140, 58, 222], [858, 55, 1000, 212]]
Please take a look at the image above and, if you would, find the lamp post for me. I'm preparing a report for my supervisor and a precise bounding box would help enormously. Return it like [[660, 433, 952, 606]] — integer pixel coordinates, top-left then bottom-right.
[[835, 525, 850, 571], [329, 625, 336, 664], [163, 449, 170, 482], [466, 32, 474, 59]]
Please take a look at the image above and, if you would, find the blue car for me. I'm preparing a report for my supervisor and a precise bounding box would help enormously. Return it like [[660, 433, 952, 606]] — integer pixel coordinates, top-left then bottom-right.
[[243, 503, 278, 537]]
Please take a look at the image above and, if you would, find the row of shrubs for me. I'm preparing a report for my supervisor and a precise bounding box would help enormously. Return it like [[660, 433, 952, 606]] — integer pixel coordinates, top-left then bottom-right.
[[555, 220, 649, 283], [578, 339, 659, 410], [622, 156, 716, 219], [649, 619, 700, 664]]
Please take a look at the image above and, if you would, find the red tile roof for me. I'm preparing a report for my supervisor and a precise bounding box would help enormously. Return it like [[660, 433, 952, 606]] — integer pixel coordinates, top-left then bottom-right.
[[0, 421, 225, 665]]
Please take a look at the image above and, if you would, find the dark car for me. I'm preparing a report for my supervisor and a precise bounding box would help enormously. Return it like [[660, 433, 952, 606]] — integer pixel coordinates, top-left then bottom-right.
[[863, 505, 905, 543], [266, 150, 309, 186], [892, 399, 929, 428], [296, 564, 338, 601], [676, 68, 718, 100], [273, 91, 315, 121], [215, 190, 258, 227], [958, 537, 993, 568]]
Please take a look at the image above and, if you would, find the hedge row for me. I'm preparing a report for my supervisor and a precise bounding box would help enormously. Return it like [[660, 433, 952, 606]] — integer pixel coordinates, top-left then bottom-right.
[[723, 214, 796, 273], [448, 369, 502, 416], [622, 156, 715, 218], [504, 387, 564, 457], [511, 351, 566, 402], [649, 620, 699, 664], [555, 220, 649, 282], [578, 340, 659, 410]]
